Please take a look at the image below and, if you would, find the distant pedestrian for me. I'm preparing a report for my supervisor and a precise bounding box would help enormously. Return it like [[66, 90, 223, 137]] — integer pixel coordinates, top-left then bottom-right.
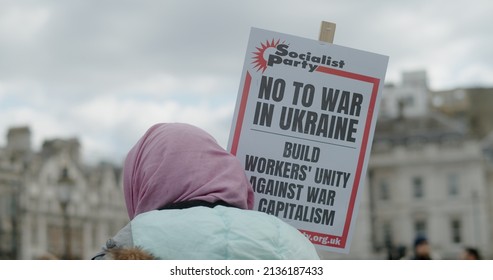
[[411, 235, 432, 260], [401, 235, 439, 260], [92, 123, 319, 260], [462, 247, 481, 260]]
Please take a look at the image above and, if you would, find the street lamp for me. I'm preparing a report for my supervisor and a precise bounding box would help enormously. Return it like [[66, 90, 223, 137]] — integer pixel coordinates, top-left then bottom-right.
[[57, 167, 75, 260]]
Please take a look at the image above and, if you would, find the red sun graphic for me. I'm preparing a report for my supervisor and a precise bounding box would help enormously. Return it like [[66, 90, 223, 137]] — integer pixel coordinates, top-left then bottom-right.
[[252, 39, 283, 73]]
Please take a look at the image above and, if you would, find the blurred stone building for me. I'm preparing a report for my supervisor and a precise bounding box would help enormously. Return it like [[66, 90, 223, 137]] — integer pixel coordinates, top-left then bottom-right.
[[365, 70, 493, 259], [0, 127, 128, 259]]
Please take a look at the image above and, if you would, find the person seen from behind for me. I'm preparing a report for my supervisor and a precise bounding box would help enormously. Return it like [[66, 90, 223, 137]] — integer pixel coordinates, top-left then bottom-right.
[[92, 123, 320, 260], [462, 247, 481, 260], [400, 235, 436, 260]]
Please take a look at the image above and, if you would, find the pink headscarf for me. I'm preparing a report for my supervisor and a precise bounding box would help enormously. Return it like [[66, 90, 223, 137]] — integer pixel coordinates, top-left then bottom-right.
[[123, 123, 254, 219]]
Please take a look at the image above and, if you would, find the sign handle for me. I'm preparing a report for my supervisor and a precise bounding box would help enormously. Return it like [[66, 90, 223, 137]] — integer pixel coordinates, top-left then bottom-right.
[[319, 21, 336, 43]]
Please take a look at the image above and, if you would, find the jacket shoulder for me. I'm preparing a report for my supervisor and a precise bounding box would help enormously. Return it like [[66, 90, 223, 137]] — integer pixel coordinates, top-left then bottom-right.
[[130, 206, 319, 259]]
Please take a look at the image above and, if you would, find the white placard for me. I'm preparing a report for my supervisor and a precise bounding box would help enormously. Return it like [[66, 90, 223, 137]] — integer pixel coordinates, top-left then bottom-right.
[[228, 27, 389, 253]]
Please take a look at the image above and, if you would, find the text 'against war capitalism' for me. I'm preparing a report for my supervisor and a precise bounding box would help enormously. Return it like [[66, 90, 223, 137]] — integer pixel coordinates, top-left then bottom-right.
[[245, 141, 352, 226]]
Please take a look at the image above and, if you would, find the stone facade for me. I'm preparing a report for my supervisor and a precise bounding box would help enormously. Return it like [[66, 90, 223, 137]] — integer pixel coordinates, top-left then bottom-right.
[[368, 116, 493, 259], [363, 71, 493, 259], [0, 127, 128, 259]]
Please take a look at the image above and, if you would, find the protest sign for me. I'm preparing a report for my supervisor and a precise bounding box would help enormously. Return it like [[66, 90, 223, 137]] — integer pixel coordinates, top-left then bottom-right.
[[227, 27, 389, 253]]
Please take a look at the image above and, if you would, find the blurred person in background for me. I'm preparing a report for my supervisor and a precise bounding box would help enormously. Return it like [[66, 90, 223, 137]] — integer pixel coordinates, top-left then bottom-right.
[[402, 235, 439, 260], [92, 123, 319, 260], [462, 247, 481, 260], [412, 236, 432, 260]]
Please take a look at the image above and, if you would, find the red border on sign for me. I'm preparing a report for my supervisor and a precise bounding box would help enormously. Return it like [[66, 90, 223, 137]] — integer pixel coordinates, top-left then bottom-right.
[[230, 71, 252, 156], [230, 66, 381, 250]]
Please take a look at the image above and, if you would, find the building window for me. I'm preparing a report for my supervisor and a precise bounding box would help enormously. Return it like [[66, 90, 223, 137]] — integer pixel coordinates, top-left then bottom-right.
[[402, 95, 415, 106], [414, 219, 427, 237], [71, 226, 83, 259], [451, 219, 462, 244], [447, 174, 459, 196], [31, 218, 38, 246], [47, 224, 63, 257], [382, 221, 393, 247], [92, 224, 99, 249], [413, 177, 424, 198], [379, 180, 390, 200]]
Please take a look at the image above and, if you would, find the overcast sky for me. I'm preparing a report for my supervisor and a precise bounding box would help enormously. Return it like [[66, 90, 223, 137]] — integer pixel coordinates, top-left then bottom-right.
[[1, 0, 492, 165]]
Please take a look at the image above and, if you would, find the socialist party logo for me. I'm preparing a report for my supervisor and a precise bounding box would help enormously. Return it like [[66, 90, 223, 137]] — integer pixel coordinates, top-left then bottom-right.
[[252, 39, 345, 73]]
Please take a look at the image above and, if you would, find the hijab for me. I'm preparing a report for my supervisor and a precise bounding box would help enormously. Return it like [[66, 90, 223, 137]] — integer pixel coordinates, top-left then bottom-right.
[[123, 123, 254, 219]]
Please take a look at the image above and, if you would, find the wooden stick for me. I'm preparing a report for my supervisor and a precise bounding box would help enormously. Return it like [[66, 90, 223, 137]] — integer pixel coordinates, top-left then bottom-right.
[[319, 21, 336, 43]]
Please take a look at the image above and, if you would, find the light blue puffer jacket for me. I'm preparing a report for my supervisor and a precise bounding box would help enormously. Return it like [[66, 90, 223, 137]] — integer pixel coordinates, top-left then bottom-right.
[[96, 205, 320, 260]]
